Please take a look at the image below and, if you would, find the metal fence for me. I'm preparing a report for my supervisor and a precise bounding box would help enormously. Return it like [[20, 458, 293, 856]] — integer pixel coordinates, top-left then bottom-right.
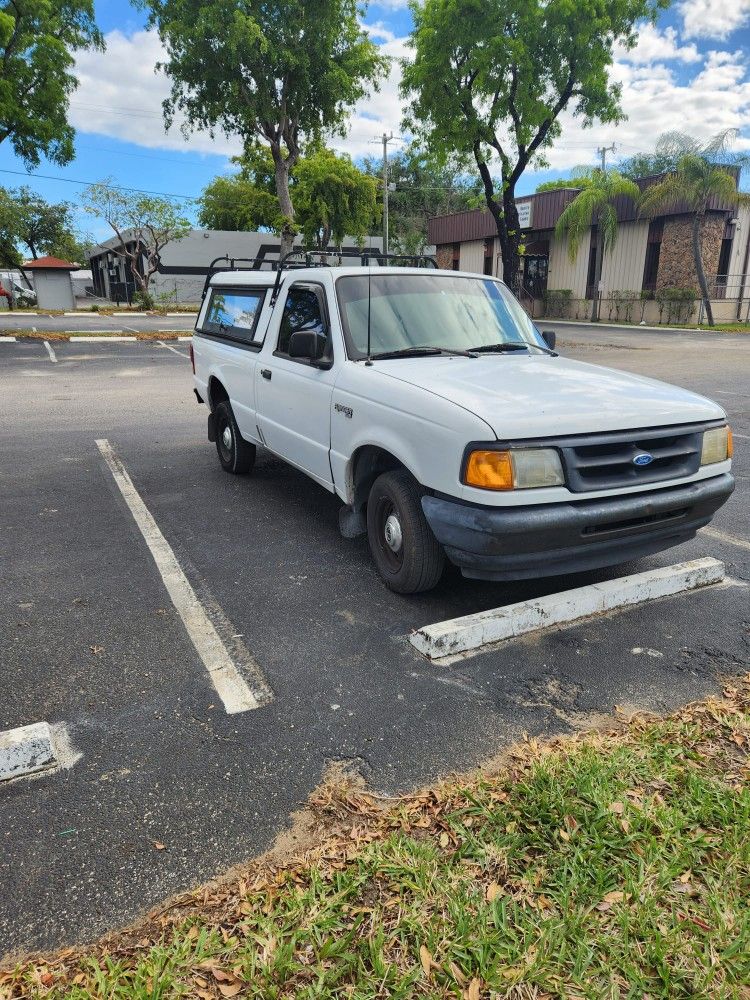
[[539, 274, 750, 325]]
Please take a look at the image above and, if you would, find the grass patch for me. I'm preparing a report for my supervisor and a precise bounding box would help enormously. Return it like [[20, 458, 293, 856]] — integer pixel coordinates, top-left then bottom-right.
[[4, 331, 188, 341], [2, 680, 749, 999]]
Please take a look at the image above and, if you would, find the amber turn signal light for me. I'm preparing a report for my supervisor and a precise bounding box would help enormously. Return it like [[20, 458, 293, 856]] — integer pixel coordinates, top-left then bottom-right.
[[464, 450, 514, 491]]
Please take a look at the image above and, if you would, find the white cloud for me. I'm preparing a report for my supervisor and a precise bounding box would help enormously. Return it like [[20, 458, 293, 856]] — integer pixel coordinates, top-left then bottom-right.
[[70, 29, 242, 158], [614, 24, 700, 63], [679, 0, 750, 40], [544, 47, 750, 172], [71, 23, 750, 184]]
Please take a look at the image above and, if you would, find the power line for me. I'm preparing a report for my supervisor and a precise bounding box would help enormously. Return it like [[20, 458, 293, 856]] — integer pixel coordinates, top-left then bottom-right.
[[0, 167, 197, 201]]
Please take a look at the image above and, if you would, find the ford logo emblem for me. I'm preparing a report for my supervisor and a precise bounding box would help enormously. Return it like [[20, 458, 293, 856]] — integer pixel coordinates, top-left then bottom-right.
[[633, 453, 654, 467]]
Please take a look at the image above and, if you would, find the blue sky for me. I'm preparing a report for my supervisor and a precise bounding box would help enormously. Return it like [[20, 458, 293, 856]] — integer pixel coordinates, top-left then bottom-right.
[[2, 0, 749, 245]]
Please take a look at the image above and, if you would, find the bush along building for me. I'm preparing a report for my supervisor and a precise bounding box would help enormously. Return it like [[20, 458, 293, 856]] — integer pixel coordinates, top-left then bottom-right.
[[428, 171, 750, 325]]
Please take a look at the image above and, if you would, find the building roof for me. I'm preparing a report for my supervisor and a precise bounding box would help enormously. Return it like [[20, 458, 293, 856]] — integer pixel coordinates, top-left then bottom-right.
[[428, 168, 741, 246], [22, 255, 80, 271]]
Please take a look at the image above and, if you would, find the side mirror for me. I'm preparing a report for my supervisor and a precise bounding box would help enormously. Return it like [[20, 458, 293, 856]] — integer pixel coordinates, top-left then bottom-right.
[[289, 329, 325, 360], [541, 330, 556, 351]]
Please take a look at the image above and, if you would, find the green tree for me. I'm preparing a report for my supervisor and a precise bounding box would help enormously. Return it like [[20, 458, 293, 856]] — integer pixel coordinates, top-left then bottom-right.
[[198, 148, 280, 232], [639, 130, 750, 327], [136, 0, 388, 256], [0, 188, 22, 268], [198, 146, 379, 249], [3, 187, 80, 260], [401, 0, 668, 288], [81, 181, 191, 307], [0, 1, 103, 167], [294, 148, 378, 249], [535, 171, 595, 194], [362, 144, 483, 255], [554, 167, 640, 321], [618, 150, 681, 180]]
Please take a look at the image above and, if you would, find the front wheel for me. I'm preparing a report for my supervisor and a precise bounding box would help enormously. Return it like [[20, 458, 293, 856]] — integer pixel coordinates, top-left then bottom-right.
[[214, 400, 256, 475], [367, 470, 445, 594]]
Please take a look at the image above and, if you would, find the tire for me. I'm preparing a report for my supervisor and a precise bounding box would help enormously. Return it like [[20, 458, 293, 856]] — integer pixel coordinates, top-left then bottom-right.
[[367, 469, 445, 594], [214, 400, 256, 475]]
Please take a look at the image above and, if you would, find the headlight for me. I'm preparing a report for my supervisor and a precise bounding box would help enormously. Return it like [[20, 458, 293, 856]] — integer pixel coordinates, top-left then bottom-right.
[[701, 426, 732, 466], [464, 448, 565, 490]]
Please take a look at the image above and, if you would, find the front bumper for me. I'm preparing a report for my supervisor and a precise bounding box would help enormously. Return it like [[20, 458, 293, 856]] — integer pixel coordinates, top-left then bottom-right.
[[422, 473, 735, 581]]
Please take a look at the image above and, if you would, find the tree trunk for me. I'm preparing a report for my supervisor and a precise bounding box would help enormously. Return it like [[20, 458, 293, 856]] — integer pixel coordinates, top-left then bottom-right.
[[590, 226, 603, 322], [273, 153, 295, 258], [692, 212, 714, 327], [473, 151, 520, 287], [501, 187, 522, 290]]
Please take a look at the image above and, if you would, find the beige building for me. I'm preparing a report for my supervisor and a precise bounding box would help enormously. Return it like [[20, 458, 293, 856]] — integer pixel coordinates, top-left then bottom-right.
[[428, 174, 750, 324]]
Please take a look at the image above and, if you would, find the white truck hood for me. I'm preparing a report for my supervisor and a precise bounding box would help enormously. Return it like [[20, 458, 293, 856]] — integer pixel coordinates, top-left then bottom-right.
[[375, 354, 725, 439]]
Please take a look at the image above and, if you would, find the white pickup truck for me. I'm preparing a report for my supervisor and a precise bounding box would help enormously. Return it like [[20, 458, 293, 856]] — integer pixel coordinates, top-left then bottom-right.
[[191, 256, 734, 593]]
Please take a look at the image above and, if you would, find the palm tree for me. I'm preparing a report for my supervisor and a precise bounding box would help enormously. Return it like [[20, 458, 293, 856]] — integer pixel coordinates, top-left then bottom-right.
[[554, 168, 641, 321], [639, 129, 750, 327]]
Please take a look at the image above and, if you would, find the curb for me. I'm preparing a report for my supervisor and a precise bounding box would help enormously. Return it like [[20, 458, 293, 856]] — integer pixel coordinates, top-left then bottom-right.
[[410, 557, 726, 660], [0, 722, 56, 781]]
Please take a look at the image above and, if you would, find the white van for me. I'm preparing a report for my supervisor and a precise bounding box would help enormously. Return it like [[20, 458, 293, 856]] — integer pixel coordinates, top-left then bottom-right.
[[190, 255, 733, 593]]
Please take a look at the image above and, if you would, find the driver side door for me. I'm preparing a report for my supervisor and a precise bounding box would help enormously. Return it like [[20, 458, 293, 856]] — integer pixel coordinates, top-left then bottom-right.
[[255, 282, 337, 490]]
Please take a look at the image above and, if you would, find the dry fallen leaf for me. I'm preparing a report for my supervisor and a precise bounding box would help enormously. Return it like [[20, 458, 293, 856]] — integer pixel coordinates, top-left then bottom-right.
[[558, 828, 571, 842], [466, 977, 481, 1000], [419, 945, 433, 976], [450, 961, 467, 986], [218, 984, 243, 998], [609, 801, 624, 815], [486, 882, 501, 902], [439, 832, 450, 848], [153, 841, 166, 851]]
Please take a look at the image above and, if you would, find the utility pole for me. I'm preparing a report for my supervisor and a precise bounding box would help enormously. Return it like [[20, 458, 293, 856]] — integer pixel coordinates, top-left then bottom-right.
[[380, 132, 396, 254], [591, 143, 617, 322], [597, 143, 616, 172]]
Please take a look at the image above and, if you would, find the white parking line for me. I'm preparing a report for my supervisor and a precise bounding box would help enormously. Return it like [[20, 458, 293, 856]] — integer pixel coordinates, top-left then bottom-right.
[[158, 339, 188, 358], [410, 558, 726, 661], [44, 340, 57, 363], [732, 432, 749, 440], [702, 527, 750, 552], [96, 438, 266, 713], [0, 336, 17, 342]]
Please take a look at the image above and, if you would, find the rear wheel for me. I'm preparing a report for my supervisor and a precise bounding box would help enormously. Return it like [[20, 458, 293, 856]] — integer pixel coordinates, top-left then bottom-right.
[[367, 470, 445, 593], [214, 400, 255, 475]]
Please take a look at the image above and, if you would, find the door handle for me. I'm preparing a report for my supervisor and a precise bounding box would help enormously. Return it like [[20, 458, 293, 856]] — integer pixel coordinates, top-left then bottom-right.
[[261, 368, 272, 380]]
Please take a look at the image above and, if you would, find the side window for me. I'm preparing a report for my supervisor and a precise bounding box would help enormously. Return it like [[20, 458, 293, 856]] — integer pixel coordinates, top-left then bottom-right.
[[203, 289, 266, 344], [277, 287, 327, 356]]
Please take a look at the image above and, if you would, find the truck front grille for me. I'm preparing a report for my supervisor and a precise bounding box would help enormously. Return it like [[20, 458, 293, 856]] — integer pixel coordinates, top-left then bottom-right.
[[557, 423, 708, 493]]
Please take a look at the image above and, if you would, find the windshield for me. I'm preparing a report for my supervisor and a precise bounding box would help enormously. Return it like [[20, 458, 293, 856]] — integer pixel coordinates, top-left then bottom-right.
[[335, 273, 548, 359]]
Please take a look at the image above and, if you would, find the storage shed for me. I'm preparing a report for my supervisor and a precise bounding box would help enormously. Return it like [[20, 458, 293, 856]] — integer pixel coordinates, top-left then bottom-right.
[[23, 256, 80, 311]]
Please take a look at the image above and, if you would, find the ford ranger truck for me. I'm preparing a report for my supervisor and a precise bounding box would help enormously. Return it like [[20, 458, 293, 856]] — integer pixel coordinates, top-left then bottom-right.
[[191, 265, 734, 593]]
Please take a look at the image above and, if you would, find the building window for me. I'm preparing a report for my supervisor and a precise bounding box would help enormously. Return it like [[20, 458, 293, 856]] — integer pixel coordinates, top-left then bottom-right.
[[586, 232, 598, 299], [717, 238, 733, 284], [451, 242, 460, 271], [642, 218, 663, 293], [642, 243, 661, 291], [483, 239, 493, 275]]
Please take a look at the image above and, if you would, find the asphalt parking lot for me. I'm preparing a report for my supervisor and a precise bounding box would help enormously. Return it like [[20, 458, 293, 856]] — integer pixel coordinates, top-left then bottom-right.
[[1, 329, 748, 957], [0, 312, 196, 334]]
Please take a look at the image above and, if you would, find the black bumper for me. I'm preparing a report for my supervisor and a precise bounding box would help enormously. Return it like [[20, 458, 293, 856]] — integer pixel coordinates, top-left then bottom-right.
[[421, 473, 735, 581]]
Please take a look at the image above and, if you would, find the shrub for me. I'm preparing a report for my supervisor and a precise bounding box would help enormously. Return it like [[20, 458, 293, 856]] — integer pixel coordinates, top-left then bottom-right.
[[655, 286, 698, 324], [543, 288, 573, 318], [606, 290, 639, 324]]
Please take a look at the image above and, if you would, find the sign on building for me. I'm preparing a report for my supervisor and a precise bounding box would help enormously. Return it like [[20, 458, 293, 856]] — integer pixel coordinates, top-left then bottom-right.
[[516, 201, 533, 230]]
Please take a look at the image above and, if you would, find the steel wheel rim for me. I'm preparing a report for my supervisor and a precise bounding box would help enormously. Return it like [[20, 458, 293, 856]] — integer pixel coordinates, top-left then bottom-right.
[[218, 416, 233, 462], [375, 496, 403, 571]]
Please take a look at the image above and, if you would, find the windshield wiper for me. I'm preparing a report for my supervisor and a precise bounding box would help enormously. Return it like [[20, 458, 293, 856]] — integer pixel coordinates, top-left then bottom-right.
[[468, 342, 556, 356], [368, 346, 478, 360], [468, 342, 528, 353]]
